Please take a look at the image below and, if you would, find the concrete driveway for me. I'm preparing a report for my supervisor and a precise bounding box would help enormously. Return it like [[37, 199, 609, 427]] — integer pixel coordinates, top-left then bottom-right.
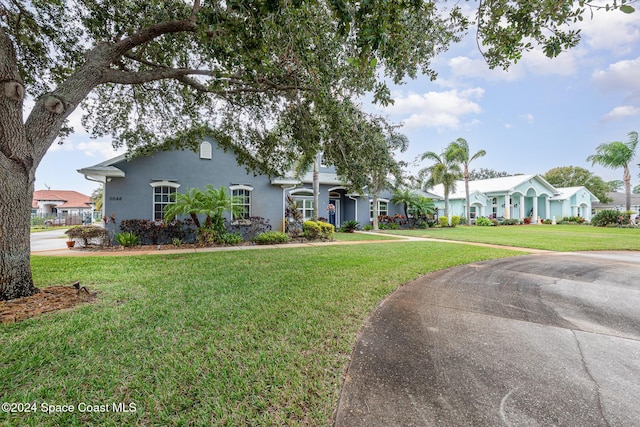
[[30, 228, 68, 252], [335, 251, 640, 426]]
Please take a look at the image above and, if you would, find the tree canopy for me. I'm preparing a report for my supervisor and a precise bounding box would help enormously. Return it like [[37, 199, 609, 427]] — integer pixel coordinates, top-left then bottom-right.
[[543, 166, 612, 204]]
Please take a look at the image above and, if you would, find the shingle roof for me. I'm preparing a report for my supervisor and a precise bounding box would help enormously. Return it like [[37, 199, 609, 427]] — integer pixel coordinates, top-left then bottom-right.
[[428, 174, 555, 199], [32, 190, 92, 209]]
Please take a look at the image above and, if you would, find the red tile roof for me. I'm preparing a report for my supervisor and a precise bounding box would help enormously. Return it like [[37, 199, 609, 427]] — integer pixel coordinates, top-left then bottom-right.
[[32, 190, 92, 209]]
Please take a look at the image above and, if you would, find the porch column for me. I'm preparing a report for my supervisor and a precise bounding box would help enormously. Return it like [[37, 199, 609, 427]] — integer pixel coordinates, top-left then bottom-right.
[[504, 193, 511, 219], [520, 195, 525, 219], [532, 196, 538, 221], [545, 198, 550, 220]]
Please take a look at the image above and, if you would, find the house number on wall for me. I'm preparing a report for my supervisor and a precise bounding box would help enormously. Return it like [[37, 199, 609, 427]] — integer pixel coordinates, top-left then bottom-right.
[[109, 196, 122, 201]]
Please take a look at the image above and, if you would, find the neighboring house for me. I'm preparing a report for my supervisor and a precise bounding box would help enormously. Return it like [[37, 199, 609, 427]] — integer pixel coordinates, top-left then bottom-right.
[[32, 190, 93, 225], [427, 175, 599, 222], [592, 192, 640, 214], [77, 140, 403, 232]]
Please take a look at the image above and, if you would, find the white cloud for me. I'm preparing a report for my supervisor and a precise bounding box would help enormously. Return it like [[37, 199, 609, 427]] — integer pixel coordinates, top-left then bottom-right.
[[48, 139, 124, 160], [600, 105, 640, 121], [592, 56, 640, 96], [448, 56, 525, 81], [384, 88, 484, 129], [519, 48, 580, 76], [578, 5, 640, 54], [519, 113, 535, 124]]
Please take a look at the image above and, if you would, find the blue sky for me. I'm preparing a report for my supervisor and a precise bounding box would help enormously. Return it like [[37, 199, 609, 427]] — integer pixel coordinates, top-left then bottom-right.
[[35, 5, 640, 196]]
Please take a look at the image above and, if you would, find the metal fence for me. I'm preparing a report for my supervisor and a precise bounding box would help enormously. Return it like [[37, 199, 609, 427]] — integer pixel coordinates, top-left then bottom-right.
[[31, 213, 93, 227]]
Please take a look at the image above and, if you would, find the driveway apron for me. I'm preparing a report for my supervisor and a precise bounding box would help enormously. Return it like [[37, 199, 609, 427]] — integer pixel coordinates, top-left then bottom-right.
[[335, 251, 640, 426]]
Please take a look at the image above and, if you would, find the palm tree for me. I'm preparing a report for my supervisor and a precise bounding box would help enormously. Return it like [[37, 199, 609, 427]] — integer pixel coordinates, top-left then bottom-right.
[[419, 150, 462, 225], [163, 187, 205, 228], [446, 138, 486, 225], [587, 131, 638, 212], [163, 185, 242, 232], [199, 185, 243, 231], [411, 196, 436, 221], [390, 188, 420, 222]]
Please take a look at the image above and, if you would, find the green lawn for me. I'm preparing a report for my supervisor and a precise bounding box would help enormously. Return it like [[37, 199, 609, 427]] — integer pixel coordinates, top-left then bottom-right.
[[332, 231, 402, 241], [1, 243, 518, 426], [385, 224, 640, 251]]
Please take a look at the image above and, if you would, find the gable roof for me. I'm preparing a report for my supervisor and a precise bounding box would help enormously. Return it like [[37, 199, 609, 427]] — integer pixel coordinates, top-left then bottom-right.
[[77, 154, 127, 181], [550, 186, 599, 202], [32, 190, 92, 209], [593, 192, 640, 208], [427, 174, 558, 199]]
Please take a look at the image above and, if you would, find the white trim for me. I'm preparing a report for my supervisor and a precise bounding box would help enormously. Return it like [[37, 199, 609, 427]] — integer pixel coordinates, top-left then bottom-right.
[[200, 141, 212, 159], [229, 184, 254, 191], [149, 181, 180, 188], [290, 188, 314, 195]]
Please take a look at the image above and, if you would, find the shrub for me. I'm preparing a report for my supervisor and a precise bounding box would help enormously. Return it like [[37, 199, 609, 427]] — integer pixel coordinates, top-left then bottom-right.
[[303, 220, 334, 240], [120, 219, 195, 245], [339, 220, 360, 233], [254, 231, 290, 245], [476, 217, 493, 226], [115, 232, 140, 247], [503, 218, 520, 226], [592, 210, 629, 227], [562, 216, 585, 224], [218, 232, 243, 245], [65, 225, 110, 247], [226, 217, 272, 241], [363, 224, 373, 231], [543, 219, 553, 225], [438, 216, 449, 227], [450, 216, 460, 227]]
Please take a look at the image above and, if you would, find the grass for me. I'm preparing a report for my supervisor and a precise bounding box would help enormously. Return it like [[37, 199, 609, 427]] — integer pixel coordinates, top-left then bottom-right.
[[332, 231, 402, 241], [385, 224, 640, 251], [1, 243, 518, 426]]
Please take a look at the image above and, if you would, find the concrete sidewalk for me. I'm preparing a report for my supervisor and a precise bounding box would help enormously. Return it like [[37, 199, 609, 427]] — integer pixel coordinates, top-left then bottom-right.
[[32, 231, 542, 256]]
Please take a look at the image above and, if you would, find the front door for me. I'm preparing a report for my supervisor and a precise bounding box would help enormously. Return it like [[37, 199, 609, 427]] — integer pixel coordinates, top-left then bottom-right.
[[328, 198, 340, 227]]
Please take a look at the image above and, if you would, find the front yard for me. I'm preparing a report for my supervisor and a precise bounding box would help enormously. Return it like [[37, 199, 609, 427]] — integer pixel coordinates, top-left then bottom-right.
[[2, 242, 517, 426], [385, 224, 640, 251]]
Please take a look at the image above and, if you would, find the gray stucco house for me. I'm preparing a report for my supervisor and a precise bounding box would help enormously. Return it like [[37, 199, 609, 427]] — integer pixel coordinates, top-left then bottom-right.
[[78, 140, 403, 232]]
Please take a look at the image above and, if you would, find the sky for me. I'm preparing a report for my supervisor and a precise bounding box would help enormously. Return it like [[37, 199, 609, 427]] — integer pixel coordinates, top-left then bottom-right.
[[34, 4, 640, 197]]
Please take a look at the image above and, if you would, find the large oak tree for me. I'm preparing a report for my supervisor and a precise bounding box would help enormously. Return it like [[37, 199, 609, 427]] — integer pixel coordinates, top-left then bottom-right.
[[0, 0, 634, 299]]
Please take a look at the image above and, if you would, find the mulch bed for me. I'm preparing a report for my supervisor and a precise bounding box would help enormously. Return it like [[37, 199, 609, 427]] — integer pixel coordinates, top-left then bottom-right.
[[0, 285, 98, 324]]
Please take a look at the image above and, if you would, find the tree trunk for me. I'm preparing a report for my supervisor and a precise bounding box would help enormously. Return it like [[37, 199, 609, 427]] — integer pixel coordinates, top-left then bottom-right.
[[0, 30, 37, 300], [313, 155, 319, 222], [624, 165, 631, 212], [372, 193, 379, 231], [464, 171, 471, 225], [0, 157, 37, 300]]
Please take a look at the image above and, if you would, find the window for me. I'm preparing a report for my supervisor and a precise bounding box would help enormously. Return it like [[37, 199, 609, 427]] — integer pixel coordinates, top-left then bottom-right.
[[370, 199, 389, 219], [200, 141, 212, 159], [290, 189, 315, 220], [230, 185, 253, 219], [150, 181, 180, 220]]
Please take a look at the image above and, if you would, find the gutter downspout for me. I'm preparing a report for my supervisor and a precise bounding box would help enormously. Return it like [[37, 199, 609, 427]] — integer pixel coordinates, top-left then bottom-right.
[[347, 194, 358, 223], [281, 184, 299, 232], [82, 174, 106, 224]]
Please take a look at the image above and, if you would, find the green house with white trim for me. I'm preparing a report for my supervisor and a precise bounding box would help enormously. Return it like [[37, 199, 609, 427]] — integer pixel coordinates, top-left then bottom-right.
[[427, 175, 599, 222]]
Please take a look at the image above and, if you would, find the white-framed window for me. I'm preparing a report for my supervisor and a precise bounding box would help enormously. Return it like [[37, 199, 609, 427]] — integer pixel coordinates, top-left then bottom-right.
[[230, 185, 253, 219], [296, 198, 315, 220], [370, 199, 389, 220], [290, 189, 315, 220], [200, 141, 212, 159], [150, 181, 180, 220]]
